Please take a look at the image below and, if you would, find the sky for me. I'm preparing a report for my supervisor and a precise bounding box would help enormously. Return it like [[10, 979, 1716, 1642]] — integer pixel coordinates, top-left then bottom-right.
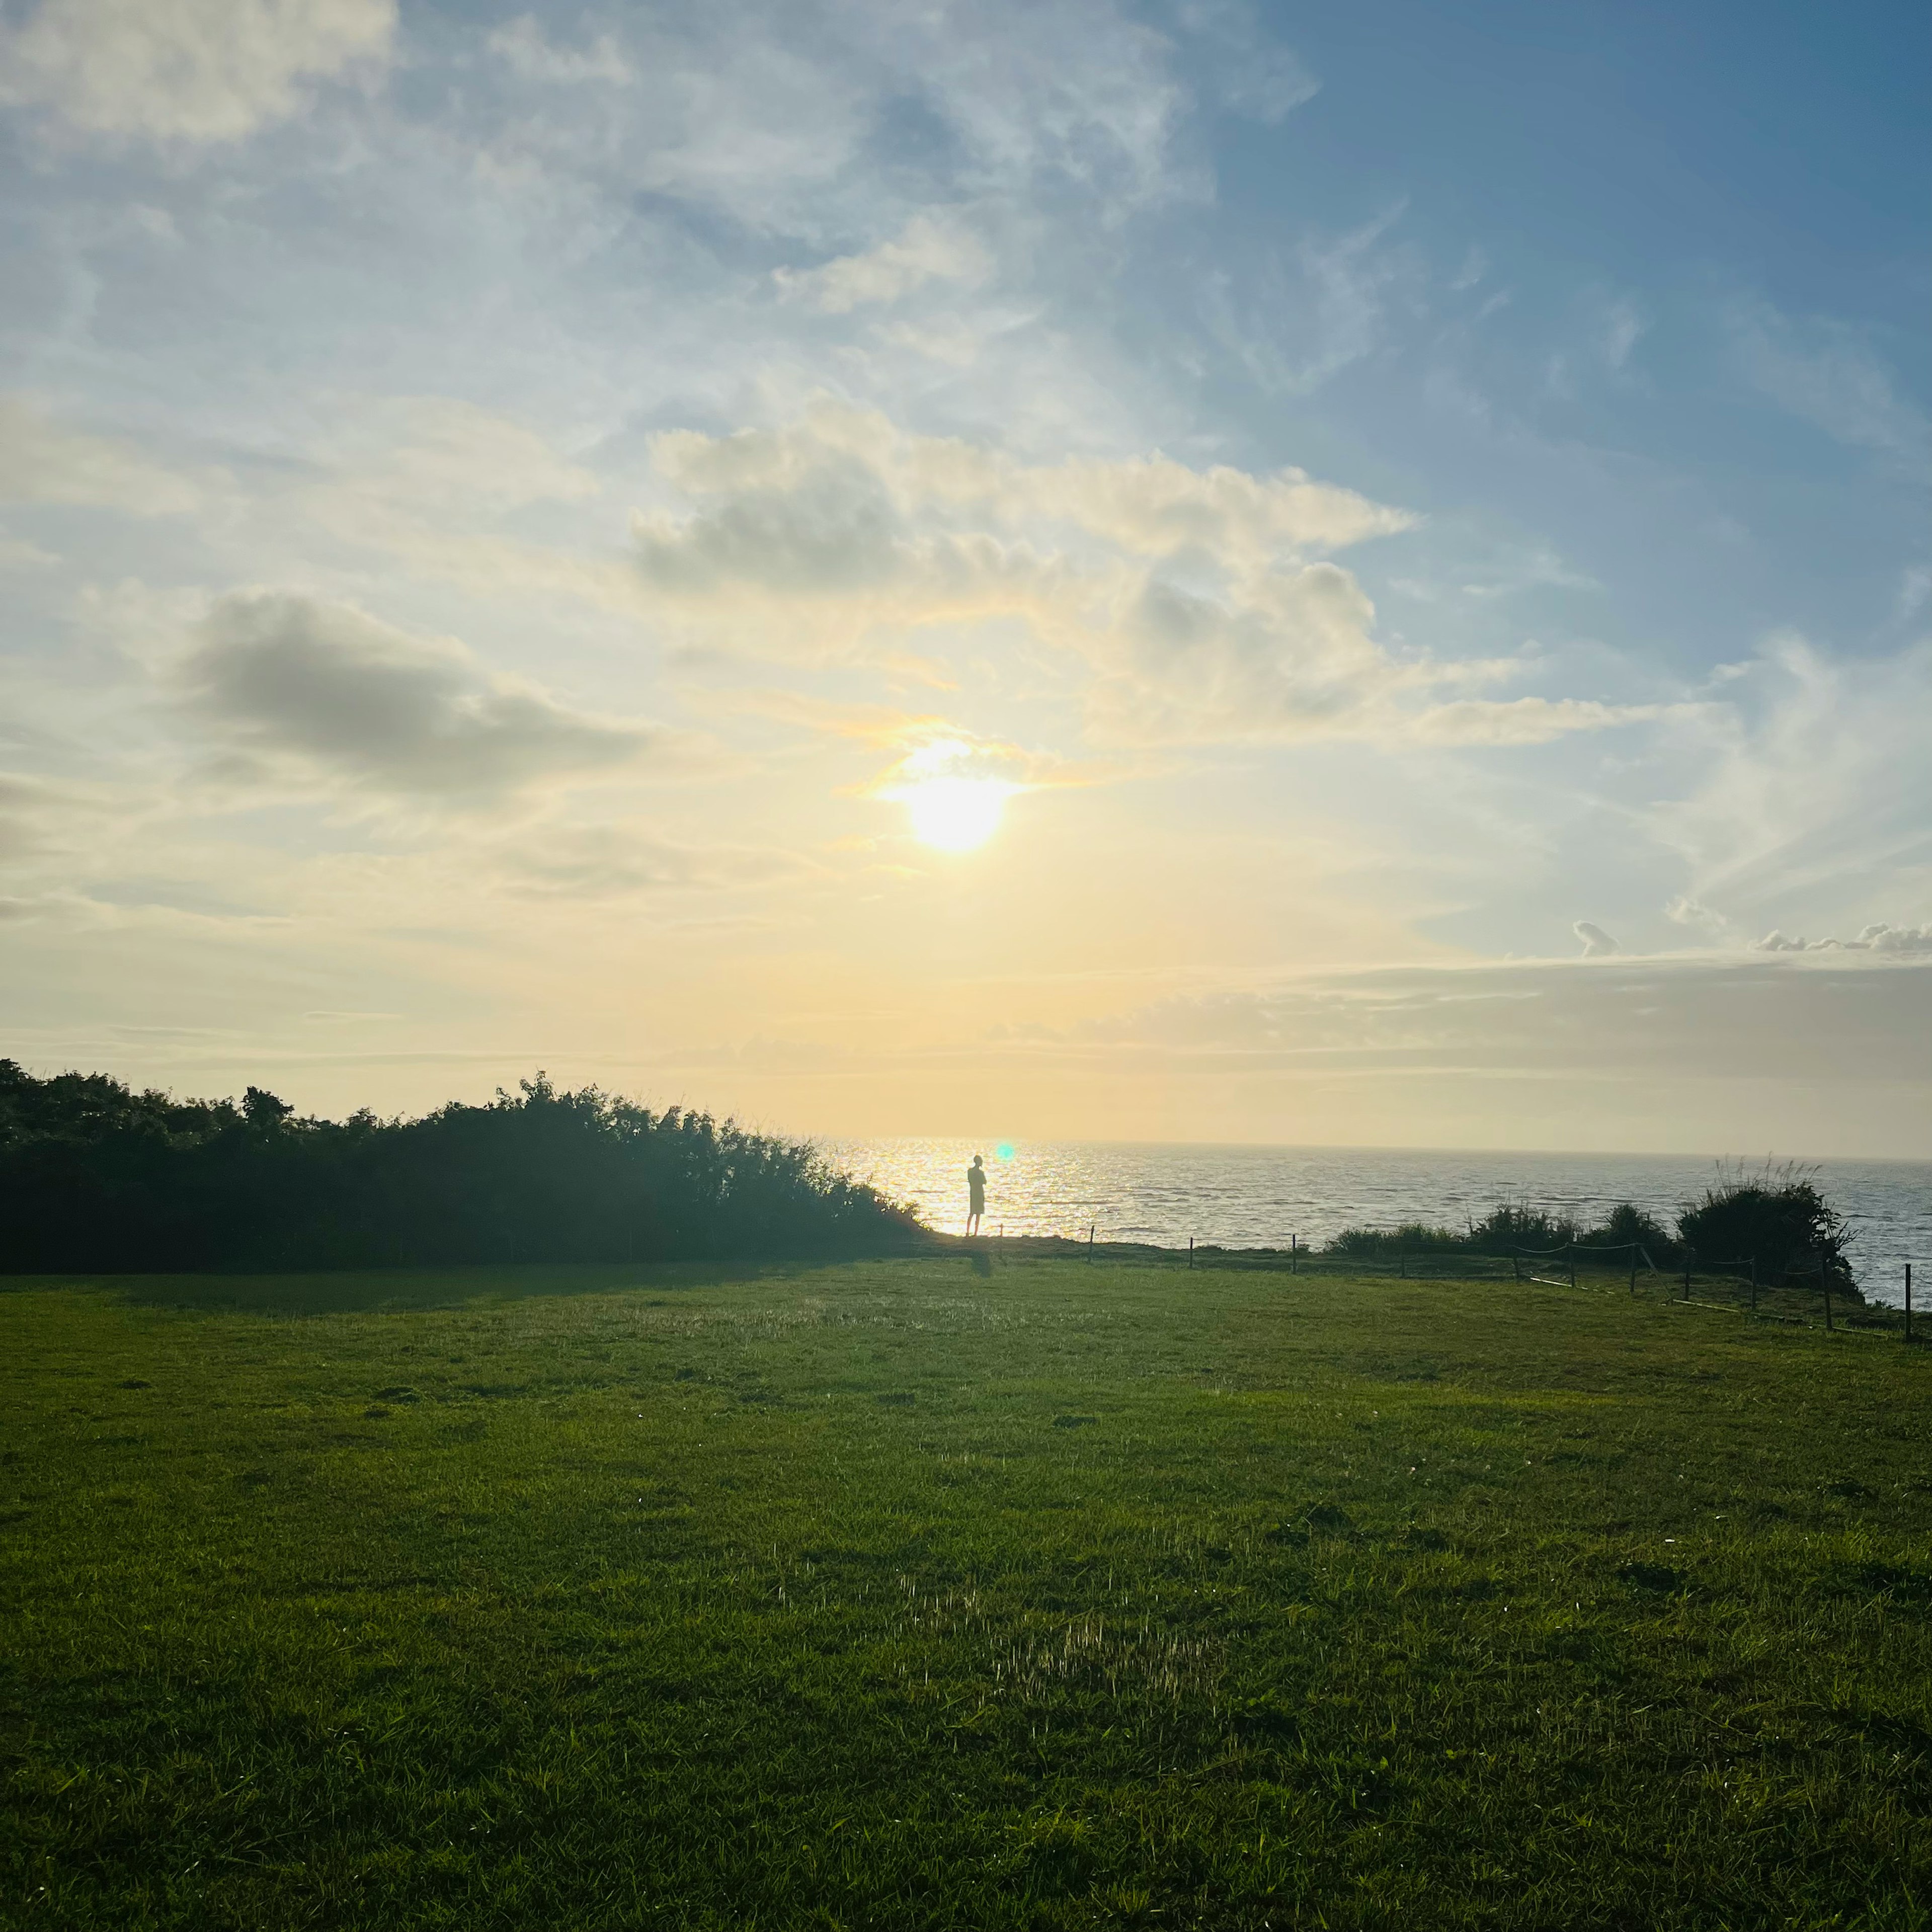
[[1, 0, 1928, 1154]]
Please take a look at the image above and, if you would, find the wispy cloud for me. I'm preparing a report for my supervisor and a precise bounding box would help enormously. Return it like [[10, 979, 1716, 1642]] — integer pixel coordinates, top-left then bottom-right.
[[1731, 296, 1930, 474], [776, 213, 992, 314], [1652, 632, 1932, 927], [1201, 207, 1414, 397], [487, 14, 631, 85], [0, 0, 394, 143], [1071, 951, 1932, 1087], [0, 396, 200, 514]]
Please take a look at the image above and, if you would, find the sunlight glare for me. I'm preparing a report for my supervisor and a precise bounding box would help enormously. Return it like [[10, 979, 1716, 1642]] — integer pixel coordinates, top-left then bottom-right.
[[905, 776, 1011, 852]]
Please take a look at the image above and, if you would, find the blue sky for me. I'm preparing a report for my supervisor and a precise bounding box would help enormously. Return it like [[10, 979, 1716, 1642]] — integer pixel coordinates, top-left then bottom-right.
[[1, 0, 1927, 1150]]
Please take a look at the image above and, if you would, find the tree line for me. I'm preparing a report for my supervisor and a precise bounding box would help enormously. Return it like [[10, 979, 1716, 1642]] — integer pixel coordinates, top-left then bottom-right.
[[0, 1062, 918, 1273]]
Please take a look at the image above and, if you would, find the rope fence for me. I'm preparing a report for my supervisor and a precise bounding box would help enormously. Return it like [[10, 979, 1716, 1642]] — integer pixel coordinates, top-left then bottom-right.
[[987, 1224, 1925, 1341]]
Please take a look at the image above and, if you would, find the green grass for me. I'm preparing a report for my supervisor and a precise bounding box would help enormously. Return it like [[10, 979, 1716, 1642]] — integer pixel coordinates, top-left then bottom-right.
[[5, 1254, 1932, 1929]]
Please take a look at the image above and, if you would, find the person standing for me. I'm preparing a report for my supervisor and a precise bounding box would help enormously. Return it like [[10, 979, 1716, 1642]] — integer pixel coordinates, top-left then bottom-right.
[[966, 1154, 987, 1235]]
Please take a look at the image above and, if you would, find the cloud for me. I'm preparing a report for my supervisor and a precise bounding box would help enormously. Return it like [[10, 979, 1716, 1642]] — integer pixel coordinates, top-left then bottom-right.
[[285, 398, 646, 617], [863, 0, 1189, 213], [1574, 920, 1620, 957], [493, 824, 814, 899], [487, 14, 631, 85], [1731, 297, 1930, 474], [1599, 296, 1646, 371], [1071, 952, 1932, 1086], [1406, 698, 1649, 746], [468, 0, 1195, 239], [0, 772, 96, 865], [637, 399, 1408, 579], [631, 403, 1649, 748], [777, 214, 992, 313], [1186, 1, 1319, 125], [1652, 633, 1932, 927], [1201, 207, 1413, 398], [178, 592, 652, 801], [1754, 923, 1932, 956], [0, 0, 395, 142], [323, 397, 602, 517], [1664, 896, 1728, 940], [0, 397, 199, 515]]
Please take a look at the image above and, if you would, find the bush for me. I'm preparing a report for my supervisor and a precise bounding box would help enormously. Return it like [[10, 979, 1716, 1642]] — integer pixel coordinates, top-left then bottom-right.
[[0, 1062, 920, 1273], [1583, 1202, 1676, 1258], [1675, 1163, 1854, 1291], [1322, 1221, 1468, 1257]]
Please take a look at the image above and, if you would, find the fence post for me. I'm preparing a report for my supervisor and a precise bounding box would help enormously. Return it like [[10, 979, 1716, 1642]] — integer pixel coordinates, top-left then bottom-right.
[[1628, 1245, 1638, 1296], [1088, 1222, 1095, 1262], [1569, 1247, 1577, 1291], [1908, 1261, 1914, 1343], [1400, 1249, 1408, 1279], [1187, 1235, 1194, 1271], [1291, 1233, 1298, 1276], [1683, 1250, 1693, 1301], [1821, 1257, 1833, 1333], [1748, 1256, 1757, 1316], [1511, 1251, 1521, 1284]]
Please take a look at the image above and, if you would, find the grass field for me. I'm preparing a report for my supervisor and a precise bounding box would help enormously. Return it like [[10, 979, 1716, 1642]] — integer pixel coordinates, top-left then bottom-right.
[[6, 1253, 1932, 1929]]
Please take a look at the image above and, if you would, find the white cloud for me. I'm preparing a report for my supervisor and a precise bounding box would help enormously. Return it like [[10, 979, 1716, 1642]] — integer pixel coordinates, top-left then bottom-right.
[[1731, 297, 1930, 473], [1600, 297, 1645, 370], [0, 0, 395, 142], [1200, 13, 1318, 125], [1653, 632, 1932, 928], [0, 397, 200, 515], [1664, 895, 1728, 940], [329, 397, 602, 515], [1754, 923, 1932, 956], [867, 0, 1188, 211], [487, 15, 631, 85], [178, 592, 653, 802], [1574, 920, 1620, 957], [475, 0, 1194, 239], [1202, 208, 1412, 397], [643, 399, 1410, 571], [777, 214, 992, 314], [286, 398, 645, 616], [633, 405, 1648, 748], [1405, 698, 1648, 747]]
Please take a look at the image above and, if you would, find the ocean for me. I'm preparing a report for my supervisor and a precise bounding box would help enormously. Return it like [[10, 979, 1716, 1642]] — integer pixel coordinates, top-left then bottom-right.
[[820, 1139, 1932, 1306]]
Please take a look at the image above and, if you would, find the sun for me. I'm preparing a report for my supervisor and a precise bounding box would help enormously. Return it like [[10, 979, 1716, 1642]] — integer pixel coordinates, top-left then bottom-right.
[[904, 775, 1012, 852]]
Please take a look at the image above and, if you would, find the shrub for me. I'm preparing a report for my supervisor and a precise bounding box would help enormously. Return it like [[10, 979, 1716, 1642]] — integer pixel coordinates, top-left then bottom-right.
[[1582, 1202, 1676, 1258], [1323, 1221, 1467, 1257], [0, 1062, 920, 1273], [1675, 1163, 1854, 1291]]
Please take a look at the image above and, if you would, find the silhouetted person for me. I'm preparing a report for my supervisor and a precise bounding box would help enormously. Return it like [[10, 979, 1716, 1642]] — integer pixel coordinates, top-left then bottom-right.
[[966, 1154, 987, 1234]]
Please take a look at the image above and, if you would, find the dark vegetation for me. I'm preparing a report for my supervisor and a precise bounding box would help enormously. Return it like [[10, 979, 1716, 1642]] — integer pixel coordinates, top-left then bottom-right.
[[6, 1257, 1932, 1928], [1324, 1165, 1854, 1289], [0, 1061, 915, 1273]]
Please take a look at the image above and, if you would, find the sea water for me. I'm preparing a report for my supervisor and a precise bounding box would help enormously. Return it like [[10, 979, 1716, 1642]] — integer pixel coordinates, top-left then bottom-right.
[[821, 1140, 1932, 1306]]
